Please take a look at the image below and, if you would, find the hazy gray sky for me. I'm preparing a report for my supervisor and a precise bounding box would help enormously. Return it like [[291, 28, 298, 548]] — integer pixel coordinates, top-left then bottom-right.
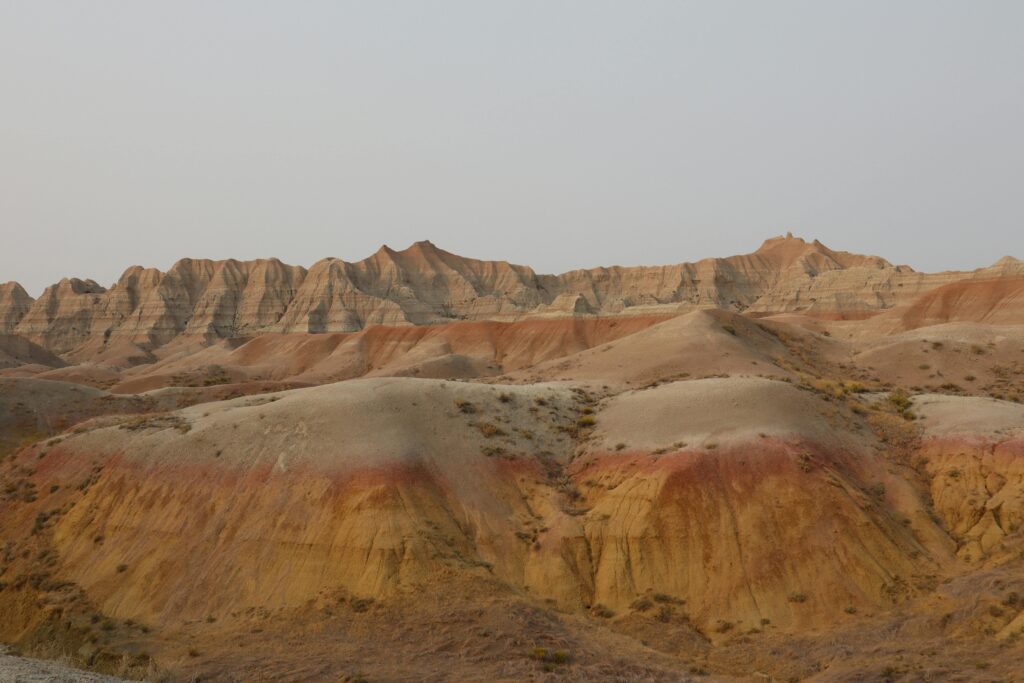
[[2, 1, 1022, 295]]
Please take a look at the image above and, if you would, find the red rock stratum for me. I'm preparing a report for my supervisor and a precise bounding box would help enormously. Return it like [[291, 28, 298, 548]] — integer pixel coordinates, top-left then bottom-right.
[[1, 236, 1023, 681]]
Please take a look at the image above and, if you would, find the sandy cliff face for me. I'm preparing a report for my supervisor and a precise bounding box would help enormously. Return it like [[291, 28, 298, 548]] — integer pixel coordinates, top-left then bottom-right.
[[913, 395, 1024, 565], [3, 378, 952, 637], [3, 234, 1007, 364]]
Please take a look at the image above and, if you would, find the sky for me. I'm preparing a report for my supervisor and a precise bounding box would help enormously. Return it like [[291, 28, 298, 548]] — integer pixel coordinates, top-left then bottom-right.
[[1, 1, 1022, 296]]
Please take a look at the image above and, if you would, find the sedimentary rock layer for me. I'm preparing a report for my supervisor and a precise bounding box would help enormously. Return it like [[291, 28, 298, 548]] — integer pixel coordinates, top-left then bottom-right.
[[5, 235, 1016, 361], [5, 377, 960, 637]]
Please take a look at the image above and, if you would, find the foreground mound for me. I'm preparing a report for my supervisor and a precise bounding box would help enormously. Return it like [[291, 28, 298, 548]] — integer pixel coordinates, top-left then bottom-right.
[[2, 377, 1023, 680], [510, 310, 799, 387]]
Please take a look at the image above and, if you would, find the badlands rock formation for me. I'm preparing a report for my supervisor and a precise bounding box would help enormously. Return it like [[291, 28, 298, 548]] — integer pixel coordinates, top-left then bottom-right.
[[1, 234, 1012, 363], [0, 282, 33, 334], [2, 235, 1024, 682]]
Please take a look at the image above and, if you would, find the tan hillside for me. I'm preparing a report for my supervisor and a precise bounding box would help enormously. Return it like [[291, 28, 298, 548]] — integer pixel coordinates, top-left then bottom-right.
[[893, 276, 1024, 330], [3, 237, 1024, 681]]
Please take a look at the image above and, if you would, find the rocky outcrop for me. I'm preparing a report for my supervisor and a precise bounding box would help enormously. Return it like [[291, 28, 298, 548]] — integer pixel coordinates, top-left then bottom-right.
[[913, 395, 1024, 564], [3, 235, 1018, 361], [0, 282, 35, 334]]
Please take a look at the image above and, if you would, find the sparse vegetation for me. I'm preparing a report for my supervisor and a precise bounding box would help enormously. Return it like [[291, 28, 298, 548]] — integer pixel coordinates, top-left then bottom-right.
[[350, 597, 374, 612], [798, 452, 813, 472], [886, 389, 916, 420], [478, 422, 506, 437], [528, 647, 570, 671], [630, 597, 653, 612]]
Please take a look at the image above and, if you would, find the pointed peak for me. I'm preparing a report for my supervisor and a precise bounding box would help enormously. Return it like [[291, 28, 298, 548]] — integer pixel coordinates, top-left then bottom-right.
[[404, 239, 443, 255], [367, 240, 450, 265], [980, 255, 1024, 277], [756, 233, 810, 252], [0, 281, 31, 297]]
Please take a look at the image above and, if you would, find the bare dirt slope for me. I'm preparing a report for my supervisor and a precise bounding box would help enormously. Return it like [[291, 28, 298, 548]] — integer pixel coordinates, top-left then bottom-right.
[[2, 238, 1024, 681], [509, 309, 797, 387], [892, 276, 1024, 330], [105, 315, 671, 393], [3, 371, 1024, 680], [0, 335, 65, 370]]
